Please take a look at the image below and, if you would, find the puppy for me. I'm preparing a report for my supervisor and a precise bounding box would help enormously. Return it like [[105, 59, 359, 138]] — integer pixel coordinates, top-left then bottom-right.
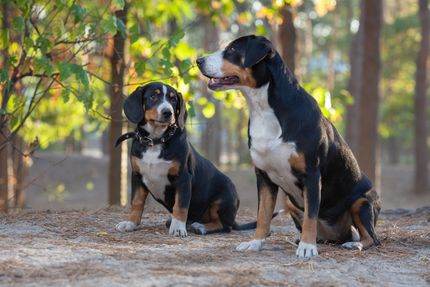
[[115, 82, 256, 236], [197, 35, 381, 257]]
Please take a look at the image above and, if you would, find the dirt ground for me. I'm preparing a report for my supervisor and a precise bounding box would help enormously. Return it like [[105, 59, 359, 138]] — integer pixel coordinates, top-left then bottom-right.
[[1, 206, 429, 286]]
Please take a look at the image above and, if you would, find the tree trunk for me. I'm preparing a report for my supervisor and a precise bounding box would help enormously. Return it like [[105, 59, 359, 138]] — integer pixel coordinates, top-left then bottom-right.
[[200, 16, 222, 165], [345, 2, 364, 155], [278, 4, 296, 74], [108, 4, 127, 205], [357, 0, 383, 187], [414, 0, 429, 194]]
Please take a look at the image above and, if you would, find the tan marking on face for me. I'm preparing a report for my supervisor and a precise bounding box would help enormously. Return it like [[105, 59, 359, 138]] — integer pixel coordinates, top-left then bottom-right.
[[130, 156, 141, 173], [172, 191, 188, 222], [129, 185, 148, 224], [254, 186, 277, 239], [155, 89, 161, 95], [168, 161, 181, 176], [288, 153, 306, 173], [221, 60, 257, 88], [301, 190, 317, 244], [145, 107, 159, 121], [169, 91, 175, 98], [351, 198, 374, 248]]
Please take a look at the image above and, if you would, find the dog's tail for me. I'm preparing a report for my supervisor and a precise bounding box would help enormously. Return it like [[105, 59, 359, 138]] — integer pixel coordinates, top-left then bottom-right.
[[232, 210, 284, 231]]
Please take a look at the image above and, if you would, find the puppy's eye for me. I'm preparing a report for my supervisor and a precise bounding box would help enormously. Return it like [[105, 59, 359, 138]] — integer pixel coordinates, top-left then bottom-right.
[[150, 94, 157, 101]]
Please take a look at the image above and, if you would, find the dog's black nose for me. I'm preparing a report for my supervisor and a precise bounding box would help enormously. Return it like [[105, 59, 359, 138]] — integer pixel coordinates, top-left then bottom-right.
[[162, 109, 173, 118], [196, 57, 205, 66]]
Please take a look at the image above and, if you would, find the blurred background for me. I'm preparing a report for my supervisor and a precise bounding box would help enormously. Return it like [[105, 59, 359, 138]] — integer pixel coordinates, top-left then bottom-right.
[[0, 0, 429, 212]]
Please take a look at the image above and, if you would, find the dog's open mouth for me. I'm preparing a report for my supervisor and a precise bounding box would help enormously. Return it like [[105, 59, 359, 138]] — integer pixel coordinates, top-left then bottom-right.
[[207, 76, 240, 89]]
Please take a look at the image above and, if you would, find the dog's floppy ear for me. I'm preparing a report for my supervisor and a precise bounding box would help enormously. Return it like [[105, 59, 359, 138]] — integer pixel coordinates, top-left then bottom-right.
[[124, 86, 146, 123], [243, 37, 273, 68], [175, 92, 187, 130]]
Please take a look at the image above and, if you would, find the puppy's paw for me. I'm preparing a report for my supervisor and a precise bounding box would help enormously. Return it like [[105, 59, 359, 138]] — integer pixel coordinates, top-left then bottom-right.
[[342, 241, 363, 251], [115, 221, 137, 232], [236, 239, 265, 252], [169, 218, 188, 238], [296, 241, 318, 258], [190, 222, 207, 235]]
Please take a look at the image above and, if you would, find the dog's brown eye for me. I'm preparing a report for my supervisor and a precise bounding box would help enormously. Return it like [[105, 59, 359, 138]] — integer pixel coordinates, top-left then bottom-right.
[[150, 94, 157, 101]]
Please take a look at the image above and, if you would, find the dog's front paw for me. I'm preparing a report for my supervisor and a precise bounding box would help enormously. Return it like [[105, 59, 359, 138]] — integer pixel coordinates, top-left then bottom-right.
[[190, 222, 207, 235], [296, 241, 318, 258], [236, 239, 265, 252], [116, 221, 137, 232], [342, 241, 363, 251], [169, 218, 188, 237]]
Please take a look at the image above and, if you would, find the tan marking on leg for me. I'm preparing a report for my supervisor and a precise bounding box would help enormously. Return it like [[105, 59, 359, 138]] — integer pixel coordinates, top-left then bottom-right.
[[351, 198, 374, 248], [301, 191, 317, 244], [131, 156, 140, 173], [172, 191, 188, 222], [288, 153, 306, 173], [129, 185, 148, 225], [285, 197, 303, 224], [168, 160, 181, 176], [254, 186, 277, 239], [221, 60, 257, 88], [201, 200, 224, 231]]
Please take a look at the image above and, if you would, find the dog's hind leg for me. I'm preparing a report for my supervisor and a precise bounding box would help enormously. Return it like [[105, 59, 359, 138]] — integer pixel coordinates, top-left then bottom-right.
[[190, 199, 229, 235], [342, 189, 381, 250]]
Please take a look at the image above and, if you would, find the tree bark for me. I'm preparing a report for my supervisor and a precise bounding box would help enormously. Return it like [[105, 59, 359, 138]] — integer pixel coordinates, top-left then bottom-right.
[[345, 2, 364, 155], [108, 4, 127, 205], [356, 0, 383, 186], [200, 16, 222, 165], [414, 0, 429, 194], [278, 4, 296, 74]]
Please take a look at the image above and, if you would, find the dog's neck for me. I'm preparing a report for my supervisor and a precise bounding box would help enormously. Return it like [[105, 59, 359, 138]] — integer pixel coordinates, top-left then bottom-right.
[[141, 122, 169, 139]]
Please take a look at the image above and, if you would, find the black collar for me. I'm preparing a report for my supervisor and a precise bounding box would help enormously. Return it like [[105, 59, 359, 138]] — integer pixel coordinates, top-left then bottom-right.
[[115, 124, 178, 148]]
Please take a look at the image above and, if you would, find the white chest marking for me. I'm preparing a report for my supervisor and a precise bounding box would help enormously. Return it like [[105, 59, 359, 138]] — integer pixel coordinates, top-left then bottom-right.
[[242, 84, 303, 207], [135, 145, 171, 200]]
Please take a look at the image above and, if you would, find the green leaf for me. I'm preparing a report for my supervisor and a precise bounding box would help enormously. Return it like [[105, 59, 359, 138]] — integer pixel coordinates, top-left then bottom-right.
[[113, 0, 125, 10], [70, 64, 89, 88], [115, 17, 126, 38], [13, 16, 24, 33], [162, 47, 170, 59], [71, 4, 87, 24], [202, 101, 215, 118], [0, 108, 7, 116], [101, 15, 117, 34], [0, 69, 8, 82], [169, 30, 185, 46], [0, 30, 9, 49], [130, 23, 140, 44], [179, 59, 192, 73], [134, 62, 146, 77], [35, 56, 53, 75], [58, 62, 72, 80], [24, 38, 34, 50], [187, 101, 196, 119], [61, 87, 70, 103]]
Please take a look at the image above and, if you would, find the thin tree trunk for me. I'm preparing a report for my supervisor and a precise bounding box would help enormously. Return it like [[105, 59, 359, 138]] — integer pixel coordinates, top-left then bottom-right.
[[200, 16, 221, 165], [345, 2, 363, 154], [357, 0, 383, 187], [278, 4, 296, 74], [414, 0, 429, 194], [108, 4, 127, 205]]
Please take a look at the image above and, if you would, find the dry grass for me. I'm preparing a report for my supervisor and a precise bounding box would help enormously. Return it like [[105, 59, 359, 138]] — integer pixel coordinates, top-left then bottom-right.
[[1, 207, 429, 286]]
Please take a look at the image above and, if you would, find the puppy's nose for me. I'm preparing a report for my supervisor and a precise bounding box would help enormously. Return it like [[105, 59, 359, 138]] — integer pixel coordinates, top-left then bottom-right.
[[162, 109, 173, 118], [196, 57, 205, 66]]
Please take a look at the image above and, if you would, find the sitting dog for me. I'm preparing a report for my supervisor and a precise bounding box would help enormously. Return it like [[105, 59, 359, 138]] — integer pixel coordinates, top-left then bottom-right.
[[197, 35, 381, 258], [115, 82, 256, 236]]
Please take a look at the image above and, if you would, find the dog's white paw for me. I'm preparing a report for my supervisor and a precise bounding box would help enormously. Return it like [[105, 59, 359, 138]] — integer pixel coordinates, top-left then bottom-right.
[[236, 239, 265, 252], [191, 222, 207, 235], [115, 221, 137, 232], [296, 241, 318, 258], [342, 241, 363, 251], [169, 218, 188, 237]]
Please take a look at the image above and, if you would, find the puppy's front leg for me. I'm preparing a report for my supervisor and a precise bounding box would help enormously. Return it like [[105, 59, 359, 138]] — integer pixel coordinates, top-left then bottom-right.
[[296, 168, 320, 258], [237, 169, 278, 251], [116, 171, 149, 232], [169, 179, 191, 238]]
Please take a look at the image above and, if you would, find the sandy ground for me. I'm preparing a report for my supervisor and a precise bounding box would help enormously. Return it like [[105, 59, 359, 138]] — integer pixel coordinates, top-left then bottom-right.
[[0, 206, 429, 286]]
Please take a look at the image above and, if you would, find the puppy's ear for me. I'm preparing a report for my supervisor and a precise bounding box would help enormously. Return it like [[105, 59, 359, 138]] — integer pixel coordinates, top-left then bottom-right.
[[124, 86, 146, 124], [175, 92, 187, 130], [243, 37, 273, 68]]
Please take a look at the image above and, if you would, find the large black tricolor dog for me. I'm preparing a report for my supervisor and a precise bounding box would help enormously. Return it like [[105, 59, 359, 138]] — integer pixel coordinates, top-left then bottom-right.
[[115, 82, 256, 236], [197, 35, 381, 258]]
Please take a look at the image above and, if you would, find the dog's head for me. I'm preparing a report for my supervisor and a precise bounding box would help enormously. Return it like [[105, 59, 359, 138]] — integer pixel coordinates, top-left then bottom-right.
[[196, 35, 274, 91], [123, 82, 186, 129]]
